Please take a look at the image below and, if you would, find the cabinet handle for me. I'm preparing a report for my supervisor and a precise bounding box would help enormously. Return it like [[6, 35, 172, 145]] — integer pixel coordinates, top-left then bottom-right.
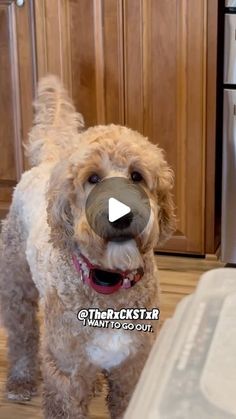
[[16, 0, 24, 6]]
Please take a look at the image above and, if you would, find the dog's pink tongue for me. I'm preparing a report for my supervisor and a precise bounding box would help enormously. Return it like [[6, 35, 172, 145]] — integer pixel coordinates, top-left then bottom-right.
[[89, 278, 122, 294]]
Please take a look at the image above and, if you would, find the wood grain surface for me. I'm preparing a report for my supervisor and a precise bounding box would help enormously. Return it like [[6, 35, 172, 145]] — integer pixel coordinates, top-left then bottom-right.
[[34, 0, 218, 254], [0, 255, 224, 418]]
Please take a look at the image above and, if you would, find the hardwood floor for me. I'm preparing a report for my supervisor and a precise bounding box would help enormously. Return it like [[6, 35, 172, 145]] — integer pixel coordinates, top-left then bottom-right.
[[0, 255, 224, 419]]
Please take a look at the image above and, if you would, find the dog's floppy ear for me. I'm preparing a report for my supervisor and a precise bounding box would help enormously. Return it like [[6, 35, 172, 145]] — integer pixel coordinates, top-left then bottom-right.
[[46, 161, 75, 250], [156, 159, 176, 245]]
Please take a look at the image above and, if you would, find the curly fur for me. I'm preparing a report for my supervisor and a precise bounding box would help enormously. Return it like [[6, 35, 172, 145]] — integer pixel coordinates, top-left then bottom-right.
[[0, 76, 176, 418], [25, 75, 84, 166]]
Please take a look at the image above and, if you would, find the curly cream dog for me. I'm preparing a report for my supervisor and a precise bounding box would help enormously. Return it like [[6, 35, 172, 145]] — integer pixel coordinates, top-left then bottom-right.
[[0, 76, 175, 418]]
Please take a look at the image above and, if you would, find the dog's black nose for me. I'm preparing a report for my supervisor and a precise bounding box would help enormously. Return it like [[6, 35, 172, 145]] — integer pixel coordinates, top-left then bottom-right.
[[110, 211, 134, 230]]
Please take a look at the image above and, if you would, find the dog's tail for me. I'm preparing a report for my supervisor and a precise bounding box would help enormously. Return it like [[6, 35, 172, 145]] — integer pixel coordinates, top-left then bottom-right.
[[25, 75, 84, 166]]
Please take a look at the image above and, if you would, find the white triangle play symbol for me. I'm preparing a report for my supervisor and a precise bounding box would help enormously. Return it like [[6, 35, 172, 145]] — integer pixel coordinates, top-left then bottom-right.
[[108, 197, 131, 223]]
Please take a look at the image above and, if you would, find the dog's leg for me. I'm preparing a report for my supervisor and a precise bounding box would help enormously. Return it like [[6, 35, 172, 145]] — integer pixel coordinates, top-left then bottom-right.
[[42, 289, 97, 419], [106, 349, 150, 419], [0, 212, 39, 401], [42, 348, 97, 419]]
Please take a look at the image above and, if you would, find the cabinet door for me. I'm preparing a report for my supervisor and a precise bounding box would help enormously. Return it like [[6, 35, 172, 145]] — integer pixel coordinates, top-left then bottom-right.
[[35, 0, 207, 254], [0, 0, 36, 218], [123, 0, 206, 254], [35, 0, 125, 126]]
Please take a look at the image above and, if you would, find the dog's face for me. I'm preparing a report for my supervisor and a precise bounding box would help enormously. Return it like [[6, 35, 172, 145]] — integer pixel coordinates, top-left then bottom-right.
[[47, 125, 175, 271]]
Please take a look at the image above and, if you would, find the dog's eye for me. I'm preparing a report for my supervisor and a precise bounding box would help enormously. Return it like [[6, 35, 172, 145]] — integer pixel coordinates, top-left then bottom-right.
[[88, 174, 101, 184], [131, 171, 143, 182]]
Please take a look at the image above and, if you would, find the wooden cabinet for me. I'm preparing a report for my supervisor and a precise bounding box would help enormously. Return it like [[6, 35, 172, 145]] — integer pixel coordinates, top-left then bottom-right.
[[0, 0, 36, 218], [0, 0, 220, 255]]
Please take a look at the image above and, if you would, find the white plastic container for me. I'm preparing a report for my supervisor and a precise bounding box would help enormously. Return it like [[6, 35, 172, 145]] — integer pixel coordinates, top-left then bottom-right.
[[125, 268, 236, 419]]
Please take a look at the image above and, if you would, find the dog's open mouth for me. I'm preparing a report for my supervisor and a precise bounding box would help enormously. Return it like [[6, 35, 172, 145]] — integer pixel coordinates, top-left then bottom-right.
[[90, 269, 123, 294], [72, 253, 144, 294]]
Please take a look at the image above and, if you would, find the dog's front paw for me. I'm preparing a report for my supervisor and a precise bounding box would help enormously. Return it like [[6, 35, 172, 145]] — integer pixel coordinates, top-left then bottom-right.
[[6, 376, 37, 401]]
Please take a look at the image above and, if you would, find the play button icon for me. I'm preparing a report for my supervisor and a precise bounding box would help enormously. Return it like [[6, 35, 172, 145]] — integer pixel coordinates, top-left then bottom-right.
[[85, 177, 151, 241], [108, 198, 131, 223]]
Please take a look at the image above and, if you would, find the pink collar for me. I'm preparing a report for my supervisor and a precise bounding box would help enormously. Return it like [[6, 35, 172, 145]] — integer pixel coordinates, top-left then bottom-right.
[[72, 253, 144, 294]]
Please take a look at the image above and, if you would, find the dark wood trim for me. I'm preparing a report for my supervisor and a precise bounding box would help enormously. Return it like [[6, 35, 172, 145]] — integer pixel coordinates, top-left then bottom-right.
[[205, 0, 220, 254], [8, 1, 23, 181], [15, 0, 37, 171], [29, 0, 38, 96], [0, 180, 16, 187]]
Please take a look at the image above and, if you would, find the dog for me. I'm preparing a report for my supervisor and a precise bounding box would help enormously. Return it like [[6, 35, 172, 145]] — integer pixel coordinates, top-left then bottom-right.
[[0, 76, 175, 418]]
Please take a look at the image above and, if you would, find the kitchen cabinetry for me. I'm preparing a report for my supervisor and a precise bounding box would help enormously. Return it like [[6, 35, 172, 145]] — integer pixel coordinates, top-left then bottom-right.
[[0, 0, 220, 254], [0, 0, 35, 218]]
